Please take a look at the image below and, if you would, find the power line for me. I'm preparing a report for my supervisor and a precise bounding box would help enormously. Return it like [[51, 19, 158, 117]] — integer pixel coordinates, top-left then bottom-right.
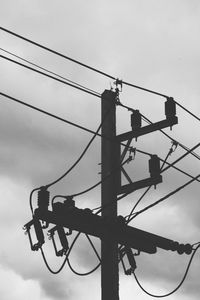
[[1, 91, 198, 195], [130, 173, 200, 220], [0, 92, 100, 136], [0, 26, 115, 80], [133, 243, 200, 298], [161, 142, 200, 174], [121, 80, 168, 98], [85, 234, 101, 262], [0, 91, 150, 155], [66, 234, 101, 276], [0, 54, 101, 98], [40, 231, 81, 274], [1, 26, 200, 123], [67, 257, 101, 276], [0, 47, 101, 97], [140, 112, 200, 161], [45, 100, 114, 189], [51, 157, 131, 206], [125, 143, 178, 223], [174, 100, 200, 123], [94, 140, 200, 216]]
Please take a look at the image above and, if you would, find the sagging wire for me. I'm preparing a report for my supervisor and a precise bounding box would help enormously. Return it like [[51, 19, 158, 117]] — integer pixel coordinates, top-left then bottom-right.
[[30, 98, 116, 213], [133, 243, 200, 298], [40, 231, 81, 275], [66, 234, 101, 276], [51, 156, 132, 207]]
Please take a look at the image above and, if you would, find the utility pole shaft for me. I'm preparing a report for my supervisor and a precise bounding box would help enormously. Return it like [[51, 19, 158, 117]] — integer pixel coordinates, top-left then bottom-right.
[[101, 90, 119, 300]]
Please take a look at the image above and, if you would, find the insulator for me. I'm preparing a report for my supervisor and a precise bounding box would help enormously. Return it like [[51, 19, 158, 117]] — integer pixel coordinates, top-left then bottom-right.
[[165, 97, 176, 119], [37, 187, 49, 211], [126, 247, 137, 272], [171, 242, 193, 255], [64, 196, 75, 209], [131, 110, 142, 130], [57, 226, 69, 251], [177, 244, 185, 255], [149, 155, 160, 177], [177, 243, 193, 255], [33, 218, 45, 249], [184, 243, 193, 255]]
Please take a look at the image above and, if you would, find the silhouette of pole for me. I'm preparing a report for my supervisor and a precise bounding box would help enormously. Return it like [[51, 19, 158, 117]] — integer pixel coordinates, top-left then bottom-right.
[[101, 90, 119, 300]]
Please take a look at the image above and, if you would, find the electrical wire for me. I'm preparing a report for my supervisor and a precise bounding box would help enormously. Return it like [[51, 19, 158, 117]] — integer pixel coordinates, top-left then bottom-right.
[[0, 55, 101, 98], [0, 48, 100, 97], [41, 226, 101, 276], [0, 92, 101, 135], [125, 144, 184, 224], [0, 26, 115, 80], [3, 89, 195, 174], [1, 26, 200, 123], [67, 258, 101, 276], [45, 98, 114, 189], [40, 231, 81, 275], [85, 234, 101, 262], [93, 143, 200, 216], [66, 234, 101, 276], [174, 100, 200, 123], [140, 113, 200, 161], [133, 243, 200, 298], [130, 173, 200, 221], [161, 142, 200, 173], [51, 157, 131, 207], [1, 91, 198, 199], [126, 186, 151, 223]]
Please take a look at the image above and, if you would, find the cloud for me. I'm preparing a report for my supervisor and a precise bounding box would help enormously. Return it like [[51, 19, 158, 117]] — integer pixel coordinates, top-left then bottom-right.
[[0, 1, 200, 299]]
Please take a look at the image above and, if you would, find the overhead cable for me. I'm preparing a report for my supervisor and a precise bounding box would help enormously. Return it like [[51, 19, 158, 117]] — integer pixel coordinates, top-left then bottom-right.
[[67, 258, 101, 276], [0, 47, 101, 96], [40, 231, 81, 274], [0, 55, 100, 98], [1, 92, 197, 190], [174, 100, 200, 123], [131, 173, 200, 220], [0, 26, 115, 80], [161, 142, 200, 173], [1, 26, 200, 123], [133, 243, 200, 298], [45, 100, 114, 189], [126, 143, 178, 223], [51, 157, 131, 206]]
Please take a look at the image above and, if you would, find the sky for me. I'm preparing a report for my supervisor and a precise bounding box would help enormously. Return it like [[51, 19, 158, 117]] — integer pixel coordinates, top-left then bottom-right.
[[0, 0, 200, 299]]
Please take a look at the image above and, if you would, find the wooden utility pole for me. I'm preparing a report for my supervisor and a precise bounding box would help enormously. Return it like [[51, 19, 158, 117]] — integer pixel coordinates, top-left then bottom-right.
[[101, 90, 119, 300]]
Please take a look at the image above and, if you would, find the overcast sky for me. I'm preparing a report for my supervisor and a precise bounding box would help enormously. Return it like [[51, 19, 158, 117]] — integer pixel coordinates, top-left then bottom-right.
[[0, 0, 200, 299]]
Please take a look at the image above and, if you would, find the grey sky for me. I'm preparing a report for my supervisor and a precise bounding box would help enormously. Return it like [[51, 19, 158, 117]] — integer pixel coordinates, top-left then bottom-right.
[[0, 0, 200, 299]]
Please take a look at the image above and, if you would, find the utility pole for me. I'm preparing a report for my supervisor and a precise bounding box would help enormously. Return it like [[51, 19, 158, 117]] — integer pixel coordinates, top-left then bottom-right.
[[101, 90, 119, 300], [24, 89, 191, 300]]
